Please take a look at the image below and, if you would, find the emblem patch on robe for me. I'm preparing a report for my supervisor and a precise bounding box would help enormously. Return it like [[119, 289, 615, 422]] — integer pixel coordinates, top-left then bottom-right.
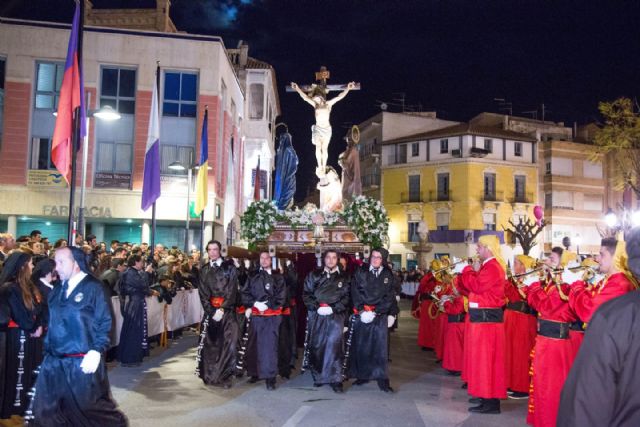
[[338, 282, 343, 288], [74, 292, 84, 303], [384, 278, 389, 284], [265, 283, 271, 290]]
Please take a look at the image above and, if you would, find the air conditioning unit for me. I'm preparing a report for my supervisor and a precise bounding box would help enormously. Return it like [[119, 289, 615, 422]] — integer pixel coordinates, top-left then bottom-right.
[[451, 149, 461, 157]]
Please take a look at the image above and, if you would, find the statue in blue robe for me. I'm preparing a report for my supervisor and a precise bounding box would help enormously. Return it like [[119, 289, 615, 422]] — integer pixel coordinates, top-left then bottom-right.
[[273, 132, 298, 210]]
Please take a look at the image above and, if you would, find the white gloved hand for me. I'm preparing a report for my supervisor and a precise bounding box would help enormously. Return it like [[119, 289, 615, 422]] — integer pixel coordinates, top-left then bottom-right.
[[254, 301, 268, 312], [395, 295, 401, 303], [562, 268, 582, 285], [343, 326, 349, 333], [80, 350, 101, 374], [452, 262, 466, 275], [212, 309, 224, 322], [360, 311, 376, 323], [245, 308, 252, 319], [387, 315, 396, 328], [317, 306, 333, 316], [522, 275, 538, 287]]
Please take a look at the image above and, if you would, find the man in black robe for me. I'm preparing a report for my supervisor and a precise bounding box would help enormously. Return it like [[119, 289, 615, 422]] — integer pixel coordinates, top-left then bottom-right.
[[302, 250, 350, 393], [196, 240, 239, 388], [557, 227, 640, 427], [30, 246, 127, 426], [242, 251, 286, 390], [347, 248, 398, 392]]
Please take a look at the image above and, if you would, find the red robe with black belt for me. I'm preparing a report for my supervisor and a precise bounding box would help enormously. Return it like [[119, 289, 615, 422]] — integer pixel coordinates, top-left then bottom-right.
[[526, 281, 577, 427], [504, 279, 537, 393], [442, 294, 465, 373], [457, 258, 507, 399], [432, 280, 449, 361], [412, 273, 438, 349], [569, 272, 635, 324]]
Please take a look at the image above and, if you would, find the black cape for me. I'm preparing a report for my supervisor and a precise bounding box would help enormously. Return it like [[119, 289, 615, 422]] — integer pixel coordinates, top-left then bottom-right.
[[118, 268, 151, 364]]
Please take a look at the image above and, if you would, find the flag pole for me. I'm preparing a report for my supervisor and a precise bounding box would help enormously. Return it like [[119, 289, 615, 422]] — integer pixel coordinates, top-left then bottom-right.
[[150, 62, 160, 259], [67, 0, 83, 245]]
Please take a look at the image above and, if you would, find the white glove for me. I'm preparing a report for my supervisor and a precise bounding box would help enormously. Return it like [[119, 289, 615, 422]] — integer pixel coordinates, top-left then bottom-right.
[[395, 295, 401, 302], [360, 311, 376, 323], [562, 268, 582, 285], [254, 301, 268, 312], [80, 350, 101, 374], [212, 309, 224, 322], [245, 308, 252, 319], [522, 275, 538, 287], [452, 262, 466, 275], [317, 306, 333, 316], [387, 315, 395, 328], [343, 326, 349, 333]]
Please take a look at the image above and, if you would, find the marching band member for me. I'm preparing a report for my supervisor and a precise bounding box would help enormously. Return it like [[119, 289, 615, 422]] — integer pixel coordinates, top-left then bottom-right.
[[523, 247, 577, 427], [431, 259, 450, 363], [302, 250, 350, 393], [504, 255, 538, 399], [348, 248, 398, 392], [196, 240, 240, 388], [454, 235, 507, 414], [242, 251, 286, 390], [439, 271, 465, 376], [412, 267, 438, 351]]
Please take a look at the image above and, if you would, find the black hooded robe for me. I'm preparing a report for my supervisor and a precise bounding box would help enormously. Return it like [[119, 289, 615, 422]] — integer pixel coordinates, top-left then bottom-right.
[[302, 269, 350, 385], [118, 268, 152, 365]]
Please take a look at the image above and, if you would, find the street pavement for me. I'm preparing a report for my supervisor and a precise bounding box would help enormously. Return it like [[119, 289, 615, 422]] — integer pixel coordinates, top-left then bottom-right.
[[109, 301, 528, 426]]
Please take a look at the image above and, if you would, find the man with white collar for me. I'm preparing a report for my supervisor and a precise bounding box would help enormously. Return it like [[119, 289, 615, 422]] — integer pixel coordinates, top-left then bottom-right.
[[30, 246, 126, 426], [347, 247, 398, 392], [196, 240, 240, 388], [454, 235, 507, 414], [302, 250, 351, 393], [242, 251, 286, 390]]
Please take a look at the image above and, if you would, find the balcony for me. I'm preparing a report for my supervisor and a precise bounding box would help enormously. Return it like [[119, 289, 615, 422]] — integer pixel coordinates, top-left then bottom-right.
[[470, 147, 490, 158], [362, 173, 380, 189], [399, 232, 421, 243], [482, 191, 504, 202], [400, 192, 424, 203], [510, 192, 535, 204], [427, 190, 450, 202]]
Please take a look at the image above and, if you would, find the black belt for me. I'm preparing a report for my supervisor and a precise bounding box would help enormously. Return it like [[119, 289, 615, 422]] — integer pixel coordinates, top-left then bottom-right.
[[537, 319, 570, 339], [469, 308, 503, 323], [505, 301, 534, 315], [447, 313, 465, 323], [569, 321, 585, 332]]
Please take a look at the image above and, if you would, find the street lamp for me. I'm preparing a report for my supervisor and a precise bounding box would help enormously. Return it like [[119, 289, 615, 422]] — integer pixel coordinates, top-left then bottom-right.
[[604, 209, 618, 228]]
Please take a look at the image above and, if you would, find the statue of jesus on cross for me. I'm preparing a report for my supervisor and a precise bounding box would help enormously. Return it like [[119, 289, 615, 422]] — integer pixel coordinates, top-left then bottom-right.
[[289, 66, 359, 184]]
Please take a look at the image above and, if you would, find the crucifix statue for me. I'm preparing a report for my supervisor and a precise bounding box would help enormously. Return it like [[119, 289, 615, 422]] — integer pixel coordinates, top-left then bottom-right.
[[289, 66, 360, 184]]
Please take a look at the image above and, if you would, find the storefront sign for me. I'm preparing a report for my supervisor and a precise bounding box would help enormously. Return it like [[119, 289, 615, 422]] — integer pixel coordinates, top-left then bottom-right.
[[27, 170, 67, 188], [42, 205, 112, 218], [94, 172, 132, 189]]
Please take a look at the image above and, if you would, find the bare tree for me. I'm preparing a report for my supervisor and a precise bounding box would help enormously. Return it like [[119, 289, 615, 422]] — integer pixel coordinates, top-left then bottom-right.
[[502, 217, 547, 255]]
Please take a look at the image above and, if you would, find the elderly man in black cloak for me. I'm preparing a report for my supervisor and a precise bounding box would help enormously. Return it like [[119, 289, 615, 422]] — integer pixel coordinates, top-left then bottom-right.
[[347, 247, 398, 392], [196, 240, 240, 388], [30, 246, 127, 426], [302, 250, 350, 393]]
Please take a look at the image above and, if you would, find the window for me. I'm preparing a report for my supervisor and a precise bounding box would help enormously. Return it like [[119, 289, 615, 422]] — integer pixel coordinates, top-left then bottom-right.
[[411, 142, 419, 157], [397, 144, 407, 164], [96, 141, 132, 173], [484, 138, 493, 153], [484, 172, 496, 199], [583, 161, 603, 179], [514, 142, 522, 157], [408, 175, 421, 202], [218, 80, 227, 184], [160, 144, 194, 175], [583, 194, 603, 211], [249, 83, 264, 119], [514, 175, 526, 201], [545, 192, 552, 209], [408, 221, 420, 242], [551, 191, 574, 209], [100, 67, 136, 114], [29, 137, 55, 170], [545, 161, 551, 175], [440, 139, 448, 153], [163, 71, 197, 117], [551, 157, 573, 176], [35, 62, 64, 109], [483, 213, 496, 231], [437, 173, 449, 200], [436, 212, 449, 231]]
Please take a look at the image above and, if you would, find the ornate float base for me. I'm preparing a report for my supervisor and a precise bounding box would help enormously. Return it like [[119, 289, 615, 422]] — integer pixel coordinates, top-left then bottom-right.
[[258, 222, 368, 255]]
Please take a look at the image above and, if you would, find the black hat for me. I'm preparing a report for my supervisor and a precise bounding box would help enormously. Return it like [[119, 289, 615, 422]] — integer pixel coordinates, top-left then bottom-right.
[[0, 251, 31, 285], [31, 257, 56, 282], [626, 228, 640, 278], [68, 246, 92, 274]]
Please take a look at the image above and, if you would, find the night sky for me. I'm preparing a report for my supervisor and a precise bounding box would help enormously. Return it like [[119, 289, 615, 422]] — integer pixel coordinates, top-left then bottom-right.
[[3, 0, 640, 201]]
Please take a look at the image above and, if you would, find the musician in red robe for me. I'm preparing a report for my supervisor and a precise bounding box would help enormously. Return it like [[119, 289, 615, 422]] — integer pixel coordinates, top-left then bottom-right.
[[412, 264, 439, 351], [440, 282, 465, 375], [569, 238, 636, 324], [524, 247, 577, 427], [504, 255, 538, 400], [455, 235, 507, 414]]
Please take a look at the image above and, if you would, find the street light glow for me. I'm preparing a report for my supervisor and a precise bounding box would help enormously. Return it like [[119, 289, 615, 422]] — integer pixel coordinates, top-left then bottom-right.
[[604, 209, 617, 228], [92, 105, 122, 121], [632, 210, 640, 228], [168, 161, 186, 171]]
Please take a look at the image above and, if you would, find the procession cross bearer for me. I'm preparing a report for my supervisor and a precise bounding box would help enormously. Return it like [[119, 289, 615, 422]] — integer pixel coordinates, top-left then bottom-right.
[[289, 66, 359, 184]]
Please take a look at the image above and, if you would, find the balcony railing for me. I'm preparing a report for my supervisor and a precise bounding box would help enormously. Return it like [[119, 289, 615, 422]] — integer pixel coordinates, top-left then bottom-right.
[[400, 192, 424, 203], [362, 173, 380, 188], [482, 190, 504, 202], [427, 190, 450, 202], [510, 192, 535, 204]]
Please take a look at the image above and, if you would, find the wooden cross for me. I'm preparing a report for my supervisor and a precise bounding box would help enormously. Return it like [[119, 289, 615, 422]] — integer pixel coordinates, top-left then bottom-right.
[[286, 65, 361, 93]]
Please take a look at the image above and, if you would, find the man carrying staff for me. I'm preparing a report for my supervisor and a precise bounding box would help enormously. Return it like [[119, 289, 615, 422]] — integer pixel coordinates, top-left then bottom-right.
[[196, 240, 239, 388], [302, 250, 350, 393], [347, 248, 398, 392], [454, 235, 507, 414], [31, 247, 127, 426], [242, 251, 286, 390]]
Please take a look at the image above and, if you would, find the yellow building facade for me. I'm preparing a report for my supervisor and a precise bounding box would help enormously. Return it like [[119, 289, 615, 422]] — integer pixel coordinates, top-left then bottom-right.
[[381, 123, 539, 269]]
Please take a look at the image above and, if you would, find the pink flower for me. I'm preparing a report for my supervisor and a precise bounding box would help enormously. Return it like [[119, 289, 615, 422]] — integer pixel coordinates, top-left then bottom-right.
[[312, 212, 325, 225]]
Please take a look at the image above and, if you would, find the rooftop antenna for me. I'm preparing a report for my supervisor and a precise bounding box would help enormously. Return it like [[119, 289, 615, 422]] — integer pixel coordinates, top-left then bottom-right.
[[521, 109, 538, 120], [493, 98, 512, 116]]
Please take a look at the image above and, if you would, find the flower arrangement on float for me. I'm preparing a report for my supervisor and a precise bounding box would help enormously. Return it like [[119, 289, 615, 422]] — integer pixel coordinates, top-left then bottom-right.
[[240, 196, 389, 249]]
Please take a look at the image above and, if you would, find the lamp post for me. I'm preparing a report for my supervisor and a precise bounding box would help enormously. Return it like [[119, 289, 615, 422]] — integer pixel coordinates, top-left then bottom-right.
[[602, 207, 640, 239]]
